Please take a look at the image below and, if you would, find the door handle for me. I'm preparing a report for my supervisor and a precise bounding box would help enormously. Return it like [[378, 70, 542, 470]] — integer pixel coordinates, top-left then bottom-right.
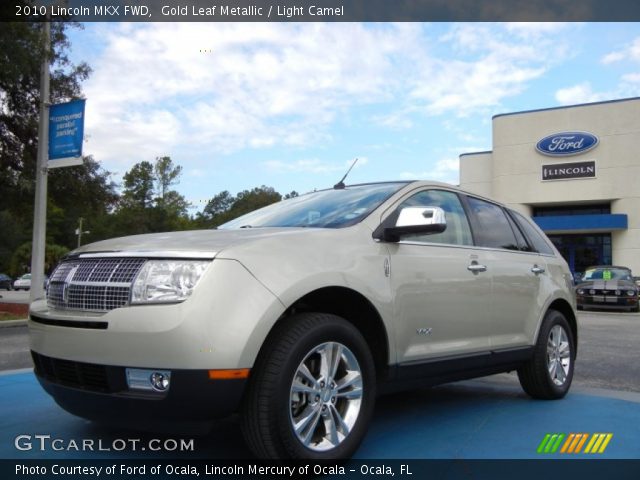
[[467, 262, 487, 273], [531, 265, 545, 275]]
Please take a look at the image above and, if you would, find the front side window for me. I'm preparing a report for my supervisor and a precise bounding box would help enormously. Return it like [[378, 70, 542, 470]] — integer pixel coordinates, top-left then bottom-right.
[[220, 182, 407, 229], [466, 197, 519, 250], [395, 189, 473, 246]]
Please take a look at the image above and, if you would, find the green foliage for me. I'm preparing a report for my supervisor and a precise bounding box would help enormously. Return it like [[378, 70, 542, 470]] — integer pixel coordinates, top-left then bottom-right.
[[196, 186, 283, 228], [121, 161, 154, 209], [0, 20, 95, 273], [154, 156, 183, 205], [114, 156, 191, 234], [9, 241, 70, 277]]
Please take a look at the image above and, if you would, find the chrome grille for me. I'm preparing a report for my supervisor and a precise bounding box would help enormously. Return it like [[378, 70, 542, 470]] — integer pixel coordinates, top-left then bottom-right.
[[47, 258, 146, 312]]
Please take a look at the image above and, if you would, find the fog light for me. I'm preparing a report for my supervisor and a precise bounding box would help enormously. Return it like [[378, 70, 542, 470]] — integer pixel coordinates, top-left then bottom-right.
[[150, 372, 170, 391], [126, 368, 171, 393]]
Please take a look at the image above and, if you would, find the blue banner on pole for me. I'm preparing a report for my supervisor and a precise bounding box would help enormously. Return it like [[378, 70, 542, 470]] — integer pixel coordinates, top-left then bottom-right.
[[48, 99, 86, 168]]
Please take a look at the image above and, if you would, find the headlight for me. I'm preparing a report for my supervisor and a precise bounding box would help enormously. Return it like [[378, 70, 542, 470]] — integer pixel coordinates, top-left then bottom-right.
[[577, 289, 585, 295], [131, 260, 210, 304], [628, 290, 637, 297], [589, 289, 596, 295], [615, 290, 621, 296]]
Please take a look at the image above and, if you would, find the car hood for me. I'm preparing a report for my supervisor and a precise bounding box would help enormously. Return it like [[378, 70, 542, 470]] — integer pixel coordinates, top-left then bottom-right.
[[70, 227, 320, 258], [576, 279, 637, 290]]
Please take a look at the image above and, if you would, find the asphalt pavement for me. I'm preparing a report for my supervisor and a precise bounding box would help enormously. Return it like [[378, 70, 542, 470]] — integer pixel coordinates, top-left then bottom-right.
[[0, 309, 638, 460], [0, 325, 30, 371]]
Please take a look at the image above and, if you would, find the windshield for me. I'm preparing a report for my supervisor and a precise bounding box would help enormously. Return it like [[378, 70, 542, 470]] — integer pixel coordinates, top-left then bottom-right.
[[219, 183, 407, 229], [582, 267, 632, 281]]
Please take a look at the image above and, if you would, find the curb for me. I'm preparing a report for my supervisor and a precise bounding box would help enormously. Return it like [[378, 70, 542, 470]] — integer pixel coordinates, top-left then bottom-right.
[[0, 319, 28, 328]]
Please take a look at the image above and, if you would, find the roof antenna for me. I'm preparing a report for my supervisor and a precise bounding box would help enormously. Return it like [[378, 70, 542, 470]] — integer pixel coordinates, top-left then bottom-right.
[[334, 158, 358, 190]]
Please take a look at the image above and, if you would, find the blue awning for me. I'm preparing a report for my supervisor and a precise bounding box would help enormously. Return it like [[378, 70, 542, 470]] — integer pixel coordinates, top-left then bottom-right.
[[533, 214, 628, 234]]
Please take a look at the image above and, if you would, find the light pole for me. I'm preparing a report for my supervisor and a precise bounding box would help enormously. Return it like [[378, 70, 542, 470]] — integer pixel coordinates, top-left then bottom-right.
[[76, 217, 90, 248], [29, 18, 50, 302]]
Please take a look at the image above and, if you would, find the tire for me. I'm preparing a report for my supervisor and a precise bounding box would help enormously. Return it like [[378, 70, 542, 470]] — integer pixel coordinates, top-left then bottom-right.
[[518, 309, 575, 400], [241, 312, 376, 459]]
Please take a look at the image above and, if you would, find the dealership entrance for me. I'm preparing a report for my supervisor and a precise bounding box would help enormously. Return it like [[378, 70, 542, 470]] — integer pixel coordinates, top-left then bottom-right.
[[547, 233, 612, 277], [459, 97, 640, 276]]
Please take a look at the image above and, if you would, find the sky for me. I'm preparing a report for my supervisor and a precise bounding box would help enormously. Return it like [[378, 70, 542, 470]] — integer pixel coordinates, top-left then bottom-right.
[[65, 22, 640, 212]]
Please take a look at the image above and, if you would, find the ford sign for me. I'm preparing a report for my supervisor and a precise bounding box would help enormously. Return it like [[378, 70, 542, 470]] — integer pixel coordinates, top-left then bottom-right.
[[536, 131, 599, 157]]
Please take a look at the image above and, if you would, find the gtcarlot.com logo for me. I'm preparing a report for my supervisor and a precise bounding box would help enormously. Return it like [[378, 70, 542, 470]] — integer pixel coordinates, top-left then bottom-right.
[[537, 433, 613, 454]]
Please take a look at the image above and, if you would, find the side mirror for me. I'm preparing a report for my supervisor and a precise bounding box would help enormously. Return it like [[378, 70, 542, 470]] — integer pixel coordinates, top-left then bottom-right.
[[375, 206, 447, 243]]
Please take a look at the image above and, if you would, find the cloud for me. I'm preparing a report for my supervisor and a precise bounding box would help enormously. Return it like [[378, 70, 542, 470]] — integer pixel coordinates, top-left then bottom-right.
[[621, 72, 640, 83], [82, 22, 575, 173], [555, 78, 640, 106], [402, 23, 571, 119], [264, 157, 368, 175], [399, 157, 459, 185], [602, 37, 640, 64], [554, 82, 606, 105], [83, 23, 413, 167]]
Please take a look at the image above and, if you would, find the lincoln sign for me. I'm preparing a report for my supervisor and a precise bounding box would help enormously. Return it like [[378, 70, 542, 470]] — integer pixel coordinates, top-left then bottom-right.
[[542, 161, 596, 181]]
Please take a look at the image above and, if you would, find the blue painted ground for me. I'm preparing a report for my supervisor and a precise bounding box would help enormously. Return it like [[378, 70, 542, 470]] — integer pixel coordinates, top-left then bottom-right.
[[1, 370, 639, 460]]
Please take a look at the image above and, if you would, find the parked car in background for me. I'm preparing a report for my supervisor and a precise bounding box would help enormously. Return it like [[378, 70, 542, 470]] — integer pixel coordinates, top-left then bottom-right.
[[30, 181, 577, 459], [13, 273, 31, 291], [12, 273, 49, 291], [0, 274, 13, 290], [576, 266, 639, 312]]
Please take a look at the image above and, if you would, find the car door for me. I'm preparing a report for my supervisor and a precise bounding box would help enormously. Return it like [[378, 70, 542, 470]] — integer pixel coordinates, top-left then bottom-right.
[[386, 189, 493, 363], [463, 196, 546, 349]]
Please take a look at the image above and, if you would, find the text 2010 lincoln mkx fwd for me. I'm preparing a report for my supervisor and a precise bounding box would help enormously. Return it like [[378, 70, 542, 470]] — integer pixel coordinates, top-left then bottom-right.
[[29, 181, 577, 459]]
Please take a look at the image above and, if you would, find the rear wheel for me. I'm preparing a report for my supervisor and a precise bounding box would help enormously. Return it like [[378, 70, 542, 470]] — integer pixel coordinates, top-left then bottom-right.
[[241, 312, 376, 459], [518, 309, 575, 399]]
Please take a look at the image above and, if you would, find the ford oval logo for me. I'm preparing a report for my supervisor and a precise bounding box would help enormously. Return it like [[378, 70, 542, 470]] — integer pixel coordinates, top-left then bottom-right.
[[536, 131, 599, 157]]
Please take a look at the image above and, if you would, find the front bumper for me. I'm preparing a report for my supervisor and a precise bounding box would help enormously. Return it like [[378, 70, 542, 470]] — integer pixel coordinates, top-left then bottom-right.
[[33, 351, 247, 423], [577, 295, 638, 311]]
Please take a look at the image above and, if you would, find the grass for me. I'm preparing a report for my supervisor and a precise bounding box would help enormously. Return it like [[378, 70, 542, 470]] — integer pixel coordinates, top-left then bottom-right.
[[0, 312, 26, 321]]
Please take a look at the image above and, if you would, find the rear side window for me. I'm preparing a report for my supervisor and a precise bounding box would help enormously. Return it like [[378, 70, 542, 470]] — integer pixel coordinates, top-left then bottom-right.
[[510, 210, 555, 255], [466, 197, 519, 250]]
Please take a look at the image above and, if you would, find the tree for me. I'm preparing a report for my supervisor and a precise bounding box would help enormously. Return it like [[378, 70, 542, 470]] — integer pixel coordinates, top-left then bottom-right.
[[0, 17, 111, 271], [115, 157, 191, 234], [121, 161, 154, 209], [201, 191, 234, 219], [0, 19, 90, 187], [154, 156, 182, 205], [196, 186, 283, 228], [9, 241, 70, 277]]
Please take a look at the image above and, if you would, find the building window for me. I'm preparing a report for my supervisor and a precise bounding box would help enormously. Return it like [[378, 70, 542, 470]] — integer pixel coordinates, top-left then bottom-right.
[[548, 233, 612, 276], [533, 204, 610, 217]]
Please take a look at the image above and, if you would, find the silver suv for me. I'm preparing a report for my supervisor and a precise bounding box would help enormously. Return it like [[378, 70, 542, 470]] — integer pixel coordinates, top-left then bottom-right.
[[29, 181, 577, 459]]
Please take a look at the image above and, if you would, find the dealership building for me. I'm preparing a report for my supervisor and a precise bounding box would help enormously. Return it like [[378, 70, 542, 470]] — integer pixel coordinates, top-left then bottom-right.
[[459, 97, 640, 276]]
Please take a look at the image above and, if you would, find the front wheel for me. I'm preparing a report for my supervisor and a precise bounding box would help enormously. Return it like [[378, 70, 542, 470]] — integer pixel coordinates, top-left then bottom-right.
[[241, 312, 376, 459], [518, 309, 575, 399]]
